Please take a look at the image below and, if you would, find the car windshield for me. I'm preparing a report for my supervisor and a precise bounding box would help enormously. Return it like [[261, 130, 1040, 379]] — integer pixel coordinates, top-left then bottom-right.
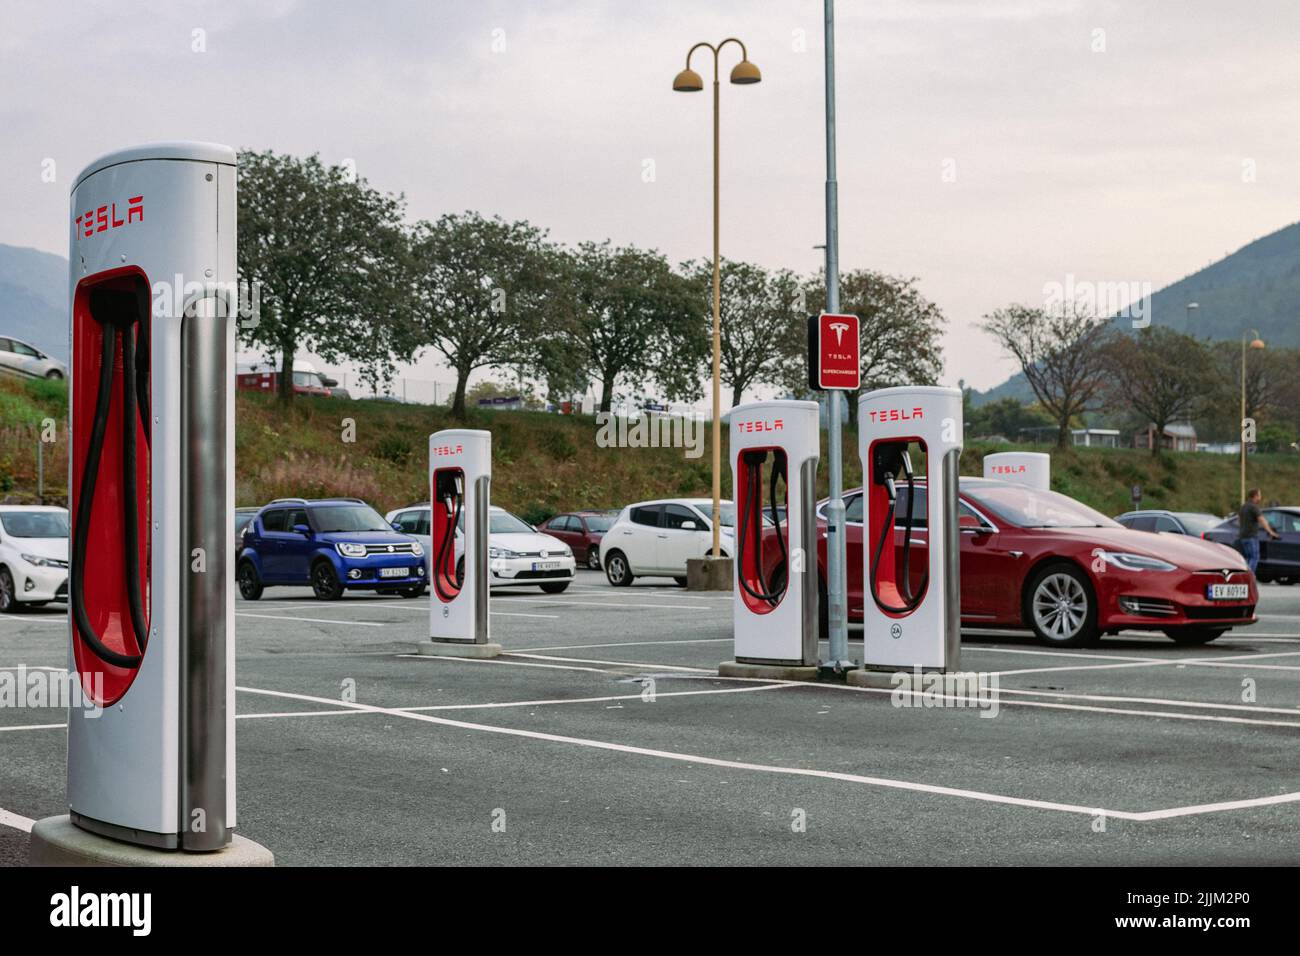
[[1174, 513, 1221, 536], [964, 486, 1118, 529], [0, 511, 69, 538], [584, 515, 615, 532], [310, 504, 391, 533], [490, 511, 535, 534]]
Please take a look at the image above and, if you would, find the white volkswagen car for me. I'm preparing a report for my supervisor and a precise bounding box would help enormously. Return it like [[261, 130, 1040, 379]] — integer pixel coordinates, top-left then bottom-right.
[[0, 506, 70, 612], [600, 498, 742, 587], [385, 503, 576, 593]]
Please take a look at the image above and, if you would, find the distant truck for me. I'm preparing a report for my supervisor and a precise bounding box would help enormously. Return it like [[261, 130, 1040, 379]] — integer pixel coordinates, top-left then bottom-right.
[[236, 360, 337, 398]]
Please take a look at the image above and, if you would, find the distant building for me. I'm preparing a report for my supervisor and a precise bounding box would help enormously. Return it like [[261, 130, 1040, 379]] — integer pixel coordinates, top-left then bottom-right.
[[1134, 422, 1197, 452], [1015, 426, 1120, 447]]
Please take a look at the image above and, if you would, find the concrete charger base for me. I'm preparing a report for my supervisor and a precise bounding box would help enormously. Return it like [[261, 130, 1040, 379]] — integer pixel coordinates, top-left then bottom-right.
[[28, 815, 275, 867], [417, 641, 502, 658], [718, 661, 820, 681], [846, 668, 979, 690], [686, 557, 733, 591]]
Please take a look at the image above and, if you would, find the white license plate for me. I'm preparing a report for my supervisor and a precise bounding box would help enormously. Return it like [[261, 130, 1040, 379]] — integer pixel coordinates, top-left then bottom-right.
[[379, 567, 410, 579], [1208, 583, 1248, 600], [532, 561, 561, 571]]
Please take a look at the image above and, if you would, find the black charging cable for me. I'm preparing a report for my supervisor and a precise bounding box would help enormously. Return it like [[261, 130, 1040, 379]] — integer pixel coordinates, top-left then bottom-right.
[[433, 475, 463, 602], [71, 290, 150, 669], [737, 450, 788, 607], [869, 447, 929, 615]]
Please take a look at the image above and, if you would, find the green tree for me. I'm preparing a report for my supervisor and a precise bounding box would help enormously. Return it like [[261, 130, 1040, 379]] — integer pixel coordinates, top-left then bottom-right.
[[237, 150, 411, 403], [980, 303, 1111, 448], [563, 242, 701, 413], [786, 270, 946, 425], [409, 212, 554, 419], [1105, 327, 1217, 456], [682, 259, 803, 408]]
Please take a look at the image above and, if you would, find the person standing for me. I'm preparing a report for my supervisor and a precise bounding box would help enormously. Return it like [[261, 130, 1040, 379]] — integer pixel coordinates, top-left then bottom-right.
[[1237, 488, 1280, 574]]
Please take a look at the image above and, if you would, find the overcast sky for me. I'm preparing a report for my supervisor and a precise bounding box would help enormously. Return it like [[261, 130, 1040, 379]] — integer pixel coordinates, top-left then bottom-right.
[[4, 0, 1300, 402]]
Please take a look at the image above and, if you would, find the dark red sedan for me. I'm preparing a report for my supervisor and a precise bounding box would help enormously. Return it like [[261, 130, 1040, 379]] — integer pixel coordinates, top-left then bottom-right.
[[538, 511, 619, 570], [771, 478, 1256, 647]]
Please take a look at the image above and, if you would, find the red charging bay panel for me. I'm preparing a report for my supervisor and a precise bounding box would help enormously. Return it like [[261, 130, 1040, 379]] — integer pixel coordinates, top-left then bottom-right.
[[71, 267, 152, 706], [866, 437, 929, 617], [736, 447, 786, 616], [431, 467, 462, 600]]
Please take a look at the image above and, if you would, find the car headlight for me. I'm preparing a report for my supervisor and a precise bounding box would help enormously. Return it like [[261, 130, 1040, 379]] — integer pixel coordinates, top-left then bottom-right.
[[410, 541, 424, 556], [21, 553, 63, 568], [1097, 550, 1176, 572], [335, 542, 367, 558], [560, 545, 572, 557], [489, 547, 521, 559]]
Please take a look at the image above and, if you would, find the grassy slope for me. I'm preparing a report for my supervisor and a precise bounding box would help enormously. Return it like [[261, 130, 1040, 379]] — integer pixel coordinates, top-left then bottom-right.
[[2, 377, 1298, 519]]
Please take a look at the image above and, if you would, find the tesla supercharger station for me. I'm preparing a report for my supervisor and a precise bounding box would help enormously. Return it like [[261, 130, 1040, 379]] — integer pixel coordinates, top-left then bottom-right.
[[856, 386, 963, 674], [65, 143, 236, 850], [983, 450, 1050, 491], [426, 429, 496, 655], [728, 400, 820, 667]]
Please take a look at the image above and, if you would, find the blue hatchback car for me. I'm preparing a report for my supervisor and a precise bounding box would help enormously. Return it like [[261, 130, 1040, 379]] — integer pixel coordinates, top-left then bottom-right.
[[237, 497, 427, 601]]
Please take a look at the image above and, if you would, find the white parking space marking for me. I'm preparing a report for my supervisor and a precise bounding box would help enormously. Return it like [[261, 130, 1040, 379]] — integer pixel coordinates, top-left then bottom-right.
[[528, 638, 731, 652], [517, 600, 721, 612], [509, 653, 714, 673], [395, 655, 636, 675], [0, 723, 66, 733], [0, 808, 35, 833], [236, 613, 385, 627], [399, 682, 790, 712], [234, 682, 1300, 822]]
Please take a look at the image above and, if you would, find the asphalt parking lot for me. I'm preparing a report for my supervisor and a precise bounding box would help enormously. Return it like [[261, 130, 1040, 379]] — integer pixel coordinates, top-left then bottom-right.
[[3, 572, 1299, 866]]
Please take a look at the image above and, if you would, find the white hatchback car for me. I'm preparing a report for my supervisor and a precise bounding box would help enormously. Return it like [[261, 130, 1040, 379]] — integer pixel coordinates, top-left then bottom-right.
[[0, 506, 70, 611], [385, 503, 576, 593], [600, 498, 740, 587]]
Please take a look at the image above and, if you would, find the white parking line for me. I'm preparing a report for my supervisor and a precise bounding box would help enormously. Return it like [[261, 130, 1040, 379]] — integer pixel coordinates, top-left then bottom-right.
[[236, 613, 385, 628], [518, 600, 719, 612], [508, 653, 713, 673], [0, 807, 35, 833], [233, 683, 1300, 822], [399, 682, 790, 712], [525, 638, 731, 652], [395, 655, 630, 675]]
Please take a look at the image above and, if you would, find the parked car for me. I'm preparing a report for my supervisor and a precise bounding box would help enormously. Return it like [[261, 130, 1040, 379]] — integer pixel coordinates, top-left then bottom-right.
[[0, 506, 69, 612], [601, 498, 743, 587], [0, 336, 66, 381], [235, 360, 333, 397], [1203, 506, 1300, 585], [776, 478, 1255, 647], [538, 510, 618, 570], [234, 506, 260, 557], [1114, 510, 1223, 537], [237, 497, 427, 601], [383, 504, 576, 593]]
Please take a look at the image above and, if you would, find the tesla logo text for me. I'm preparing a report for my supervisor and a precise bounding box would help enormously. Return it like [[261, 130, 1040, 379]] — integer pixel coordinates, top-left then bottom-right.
[[75, 195, 143, 240], [868, 407, 924, 424], [736, 419, 783, 433], [432, 444, 464, 456], [990, 464, 1027, 474]]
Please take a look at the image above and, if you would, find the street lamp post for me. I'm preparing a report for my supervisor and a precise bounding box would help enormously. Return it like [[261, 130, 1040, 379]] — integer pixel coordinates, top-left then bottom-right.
[[1241, 329, 1265, 503], [673, 38, 761, 565]]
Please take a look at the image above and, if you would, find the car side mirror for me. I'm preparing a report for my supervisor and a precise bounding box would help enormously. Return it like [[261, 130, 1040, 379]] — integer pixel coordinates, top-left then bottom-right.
[[681, 520, 697, 530], [959, 515, 986, 534], [293, 523, 312, 536], [391, 522, 402, 532]]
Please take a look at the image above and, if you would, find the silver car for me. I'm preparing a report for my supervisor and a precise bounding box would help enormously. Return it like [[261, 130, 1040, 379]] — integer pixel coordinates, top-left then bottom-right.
[[0, 336, 66, 380]]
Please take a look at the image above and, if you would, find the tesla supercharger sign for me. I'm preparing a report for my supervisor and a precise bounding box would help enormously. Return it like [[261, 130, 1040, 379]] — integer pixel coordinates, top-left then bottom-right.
[[808, 312, 860, 391], [983, 451, 1050, 491]]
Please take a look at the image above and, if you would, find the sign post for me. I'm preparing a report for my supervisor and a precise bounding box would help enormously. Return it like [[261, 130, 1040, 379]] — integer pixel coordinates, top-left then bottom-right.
[[809, 310, 860, 671]]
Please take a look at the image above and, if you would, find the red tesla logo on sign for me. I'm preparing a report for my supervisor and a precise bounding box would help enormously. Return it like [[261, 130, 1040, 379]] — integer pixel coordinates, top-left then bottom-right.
[[816, 312, 859, 390]]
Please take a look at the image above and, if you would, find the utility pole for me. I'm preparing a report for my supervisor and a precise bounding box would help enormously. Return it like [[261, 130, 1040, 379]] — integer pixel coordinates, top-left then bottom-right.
[[822, 0, 851, 670]]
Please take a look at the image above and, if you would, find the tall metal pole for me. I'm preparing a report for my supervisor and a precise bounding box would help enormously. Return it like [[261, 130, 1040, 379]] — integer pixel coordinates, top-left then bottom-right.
[[1240, 334, 1247, 504], [823, 0, 850, 669], [711, 67, 723, 559]]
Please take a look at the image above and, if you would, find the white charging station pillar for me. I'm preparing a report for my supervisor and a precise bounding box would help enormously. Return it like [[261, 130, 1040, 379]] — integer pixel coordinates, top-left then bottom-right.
[[855, 386, 963, 674], [63, 143, 236, 851], [983, 451, 1050, 491], [424, 429, 498, 657], [724, 401, 820, 672]]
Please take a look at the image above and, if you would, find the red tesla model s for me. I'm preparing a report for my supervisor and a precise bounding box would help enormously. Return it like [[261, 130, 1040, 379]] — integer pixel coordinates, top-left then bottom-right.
[[775, 477, 1256, 647]]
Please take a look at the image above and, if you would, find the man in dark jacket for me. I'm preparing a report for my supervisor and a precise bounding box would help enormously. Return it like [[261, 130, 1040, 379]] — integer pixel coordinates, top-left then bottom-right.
[[1237, 488, 1280, 573]]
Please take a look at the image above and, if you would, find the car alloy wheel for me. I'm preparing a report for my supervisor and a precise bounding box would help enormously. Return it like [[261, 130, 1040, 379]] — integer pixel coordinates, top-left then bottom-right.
[[0, 569, 15, 612], [605, 551, 632, 587], [312, 562, 343, 600], [1031, 571, 1089, 644], [237, 561, 262, 600], [586, 548, 601, 570]]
